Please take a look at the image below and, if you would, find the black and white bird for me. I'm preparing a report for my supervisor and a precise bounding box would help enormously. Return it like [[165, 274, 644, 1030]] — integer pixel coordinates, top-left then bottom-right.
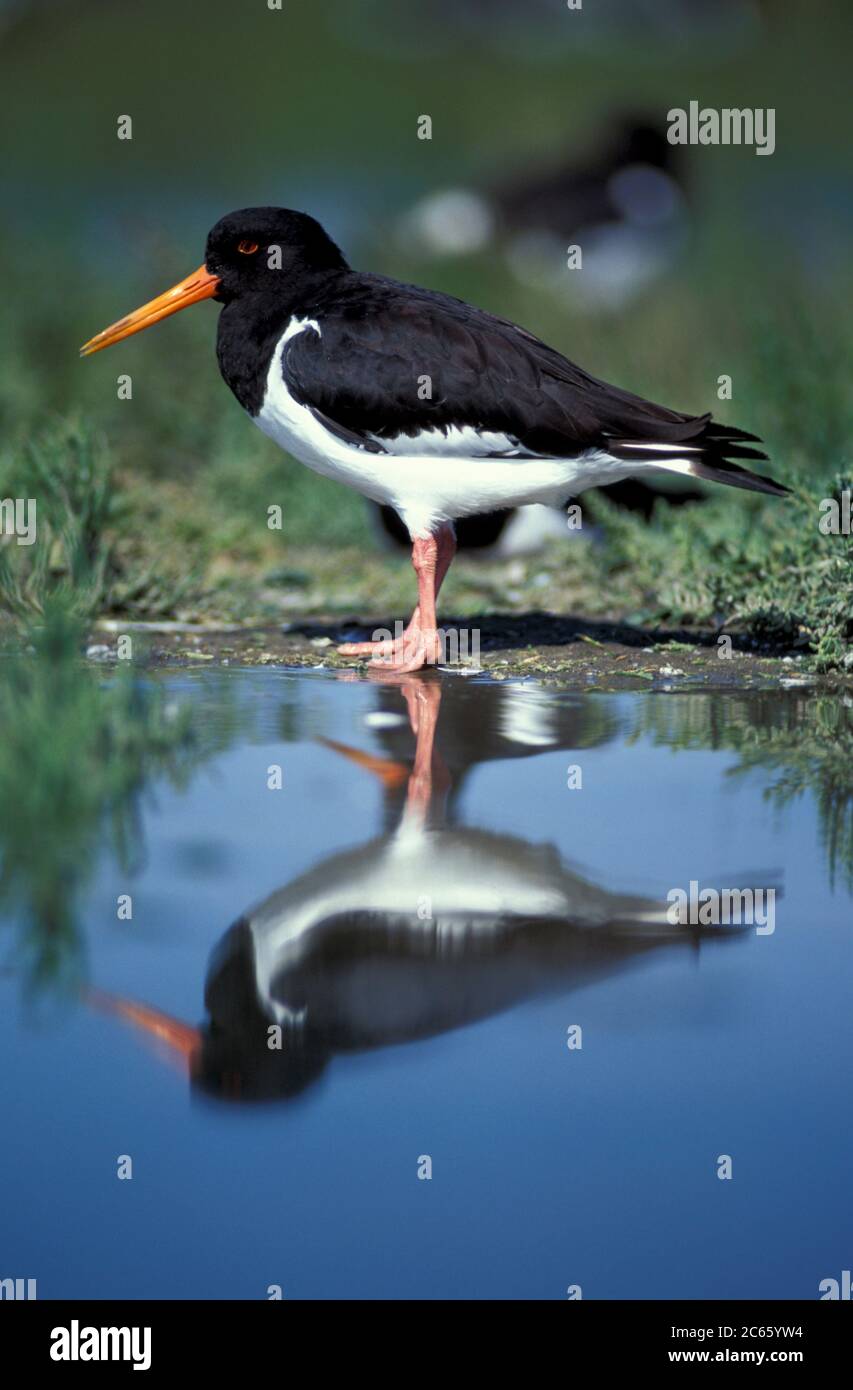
[[86, 676, 745, 1102], [81, 206, 789, 672]]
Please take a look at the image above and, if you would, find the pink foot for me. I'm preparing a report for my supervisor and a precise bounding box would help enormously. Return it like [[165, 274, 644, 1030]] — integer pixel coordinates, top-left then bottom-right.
[[337, 631, 412, 660], [368, 628, 444, 674], [337, 610, 422, 660]]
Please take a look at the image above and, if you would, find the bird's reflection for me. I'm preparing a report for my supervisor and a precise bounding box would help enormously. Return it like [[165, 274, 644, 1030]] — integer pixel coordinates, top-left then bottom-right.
[[93, 675, 745, 1103]]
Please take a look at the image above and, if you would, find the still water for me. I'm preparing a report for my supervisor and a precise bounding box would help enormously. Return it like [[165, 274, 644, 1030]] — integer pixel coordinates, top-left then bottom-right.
[[1, 668, 850, 1299]]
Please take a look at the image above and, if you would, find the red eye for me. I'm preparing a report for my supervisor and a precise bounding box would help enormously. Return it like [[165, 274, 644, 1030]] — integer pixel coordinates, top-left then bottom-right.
[[237, 240, 259, 255]]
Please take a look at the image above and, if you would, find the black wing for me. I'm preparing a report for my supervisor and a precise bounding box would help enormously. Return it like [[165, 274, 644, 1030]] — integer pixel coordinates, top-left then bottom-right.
[[283, 274, 785, 493]]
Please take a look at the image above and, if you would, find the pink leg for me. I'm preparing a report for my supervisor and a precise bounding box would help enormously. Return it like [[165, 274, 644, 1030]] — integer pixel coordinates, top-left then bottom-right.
[[322, 674, 449, 818], [401, 677, 450, 816], [367, 529, 453, 673], [337, 523, 456, 662]]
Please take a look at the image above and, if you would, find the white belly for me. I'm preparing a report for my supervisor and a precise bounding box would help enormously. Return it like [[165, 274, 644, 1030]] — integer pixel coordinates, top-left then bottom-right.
[[254, 318, 631, 537]]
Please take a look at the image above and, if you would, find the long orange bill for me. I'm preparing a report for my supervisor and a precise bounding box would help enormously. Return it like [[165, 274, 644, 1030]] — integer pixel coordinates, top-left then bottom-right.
[[317, 737, 410, 790], [79, 264, 220, 356], [85, 986, 201, 1075]]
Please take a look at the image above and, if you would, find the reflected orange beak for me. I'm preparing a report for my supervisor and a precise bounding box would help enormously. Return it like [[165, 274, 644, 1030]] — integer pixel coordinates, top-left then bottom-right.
[[79, 264, 220, 356], [318, 737, 410, 790], [86, 986, 201, 1075]]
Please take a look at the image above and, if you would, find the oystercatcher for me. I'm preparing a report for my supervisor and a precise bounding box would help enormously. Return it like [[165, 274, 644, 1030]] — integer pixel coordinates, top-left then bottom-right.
[[81, 206, 788, 672], [86, 677, 722, 1103]]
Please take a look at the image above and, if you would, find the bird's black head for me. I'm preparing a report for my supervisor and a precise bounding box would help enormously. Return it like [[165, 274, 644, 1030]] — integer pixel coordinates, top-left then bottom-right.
[[205, 206, 349, 303], [80, 205, 348, 357]]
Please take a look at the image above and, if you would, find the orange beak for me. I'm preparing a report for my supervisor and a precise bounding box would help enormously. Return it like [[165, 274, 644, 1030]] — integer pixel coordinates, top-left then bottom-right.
[[86, 986, 201, 1075], [79, 264, 220, 356]]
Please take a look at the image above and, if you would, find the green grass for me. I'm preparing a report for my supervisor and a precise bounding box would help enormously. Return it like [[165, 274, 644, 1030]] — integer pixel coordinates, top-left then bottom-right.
[[579, 469, 853, 671], [0, 419, 116, 620], [0, 0, 850, 665], [0, 599, 185, 990], [632, 693, 853, 894], [0, 595, 246, 993], [1, 0, 850, 1001]]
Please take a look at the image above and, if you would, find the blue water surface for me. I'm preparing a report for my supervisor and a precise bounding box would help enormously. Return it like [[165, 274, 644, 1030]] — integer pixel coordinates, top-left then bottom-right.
[[1, 669, 850, 1300]]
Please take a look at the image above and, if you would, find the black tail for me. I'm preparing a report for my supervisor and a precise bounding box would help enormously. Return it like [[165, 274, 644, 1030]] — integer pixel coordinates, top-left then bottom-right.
[[606, 417, 790, 499], [683, 454, 791, 498]]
